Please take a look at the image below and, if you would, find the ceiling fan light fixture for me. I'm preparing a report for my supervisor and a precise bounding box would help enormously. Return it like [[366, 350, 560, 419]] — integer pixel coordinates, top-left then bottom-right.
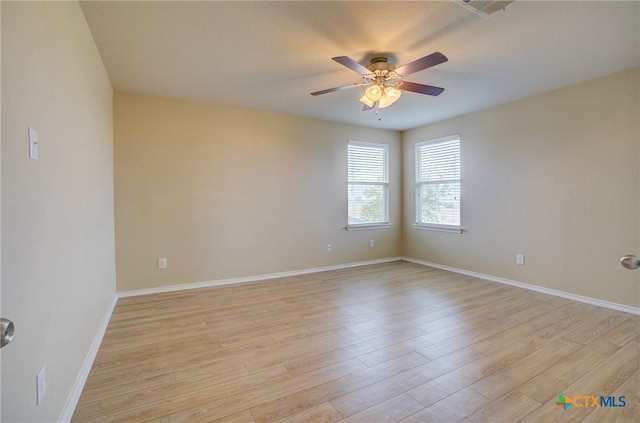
[[364, 84, 383, 101], [378, 86, 402, 109], [359, 94, 375, 107]]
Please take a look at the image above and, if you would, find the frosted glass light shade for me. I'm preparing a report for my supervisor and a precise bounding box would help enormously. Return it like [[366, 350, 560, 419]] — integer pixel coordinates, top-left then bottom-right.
[[378, 87, 402, 109], [359, 94, 374, 107], [365, 84, 383, 101]]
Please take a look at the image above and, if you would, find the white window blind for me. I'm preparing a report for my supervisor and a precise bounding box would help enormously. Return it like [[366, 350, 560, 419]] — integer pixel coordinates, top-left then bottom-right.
[[415, 135, 461, 231], [348, 141, 389, 228]]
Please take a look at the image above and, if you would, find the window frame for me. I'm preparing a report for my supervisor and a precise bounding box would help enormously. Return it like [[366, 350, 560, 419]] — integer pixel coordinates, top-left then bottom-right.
[[347, 140, 391, 231], [414, 134, 462, 233]]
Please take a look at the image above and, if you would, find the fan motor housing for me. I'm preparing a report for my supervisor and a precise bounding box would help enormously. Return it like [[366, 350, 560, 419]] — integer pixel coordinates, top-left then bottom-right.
[[366, 57, 396, 72]]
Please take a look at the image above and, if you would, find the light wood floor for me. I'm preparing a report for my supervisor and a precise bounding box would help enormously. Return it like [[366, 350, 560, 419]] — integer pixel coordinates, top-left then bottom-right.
[[72, 261, 639, 423]]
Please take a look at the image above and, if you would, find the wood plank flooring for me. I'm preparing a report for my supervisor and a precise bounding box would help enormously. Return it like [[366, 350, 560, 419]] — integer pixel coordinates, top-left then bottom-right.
[[72, 261, 640, 422]]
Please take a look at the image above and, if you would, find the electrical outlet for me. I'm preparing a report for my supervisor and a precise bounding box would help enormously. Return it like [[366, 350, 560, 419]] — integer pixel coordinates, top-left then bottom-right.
[[369, 240, 375, 248], [516, 254, 525, 265], [158, 257, 167, 269], [326, 244, 332, 253], [36, 366, 46, 405]]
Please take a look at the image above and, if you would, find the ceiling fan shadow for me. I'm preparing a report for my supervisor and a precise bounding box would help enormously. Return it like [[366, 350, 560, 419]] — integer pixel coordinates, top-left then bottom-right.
[[402, 8, 479, 51]]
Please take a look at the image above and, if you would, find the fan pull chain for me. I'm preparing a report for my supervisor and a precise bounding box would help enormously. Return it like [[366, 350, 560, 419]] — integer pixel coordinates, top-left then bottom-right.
[[375, 104, 382, 121]]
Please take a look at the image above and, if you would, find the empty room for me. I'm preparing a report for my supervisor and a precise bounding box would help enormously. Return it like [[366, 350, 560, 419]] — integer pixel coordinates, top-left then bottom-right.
[[1, 1, 639, 422]]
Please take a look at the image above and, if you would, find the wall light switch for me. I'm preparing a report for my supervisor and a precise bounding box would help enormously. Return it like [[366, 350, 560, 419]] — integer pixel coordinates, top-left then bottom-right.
[[158, 258, 167, 269], [36, 366, 46, 405], [369, 240, 375, 248], [326, 244, 332, 253], [28, 127, 39, 160], [516, 254, 525, 265]]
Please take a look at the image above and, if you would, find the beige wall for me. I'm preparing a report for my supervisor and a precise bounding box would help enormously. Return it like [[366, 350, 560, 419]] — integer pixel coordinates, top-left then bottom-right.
[[1, 2, 115, 422], [403, 67, 640, 308], [114, 92, 402, 291]]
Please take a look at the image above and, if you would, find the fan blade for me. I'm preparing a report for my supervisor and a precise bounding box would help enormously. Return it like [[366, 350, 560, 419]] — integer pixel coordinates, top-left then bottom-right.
[[399, 81, 445, 96], [362, 103, 375, 111], [394, 52, 448, 77], [332, 56, 373, 76], [311, 83, 359, 96]]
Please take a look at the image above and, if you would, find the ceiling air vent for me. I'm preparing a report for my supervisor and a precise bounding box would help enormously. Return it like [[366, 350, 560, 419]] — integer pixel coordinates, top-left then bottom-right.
[[456, 0, 515, 17]]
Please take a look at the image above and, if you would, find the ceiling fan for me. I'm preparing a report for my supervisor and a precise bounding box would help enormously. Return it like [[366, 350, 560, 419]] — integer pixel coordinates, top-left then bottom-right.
[[311, 52, 448, 114]]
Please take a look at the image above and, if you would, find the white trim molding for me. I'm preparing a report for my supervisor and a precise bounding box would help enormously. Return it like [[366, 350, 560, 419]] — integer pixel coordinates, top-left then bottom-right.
[[118, 257, 403, 298], [346, 223, 392, 231], [402, 257, 640, 316], [58, 294, 118, 423]]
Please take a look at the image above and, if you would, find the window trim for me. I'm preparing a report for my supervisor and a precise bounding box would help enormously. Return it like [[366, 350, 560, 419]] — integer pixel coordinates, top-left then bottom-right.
[[414, 134, 461, 233], [347, 140, 390, 231]]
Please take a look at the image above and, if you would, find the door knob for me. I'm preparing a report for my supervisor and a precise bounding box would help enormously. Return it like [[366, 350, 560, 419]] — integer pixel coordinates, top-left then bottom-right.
[[620, 255, 640, 270], [1, 318, 15, 348]]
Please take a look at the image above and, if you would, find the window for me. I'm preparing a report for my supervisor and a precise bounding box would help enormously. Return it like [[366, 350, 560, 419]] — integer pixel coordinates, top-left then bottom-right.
[[347, 140, 389, 229], [415, 135, 461, 232]]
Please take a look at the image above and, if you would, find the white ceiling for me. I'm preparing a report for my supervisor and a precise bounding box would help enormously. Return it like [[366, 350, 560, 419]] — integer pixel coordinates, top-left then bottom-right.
[[80, 1, 640, 131]]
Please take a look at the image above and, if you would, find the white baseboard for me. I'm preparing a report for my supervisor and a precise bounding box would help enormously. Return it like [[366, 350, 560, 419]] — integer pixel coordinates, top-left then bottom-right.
[[117, 257, 403, 298], [58, 294, 118, 423], [119, 255, 640, 314], [402, 256, 640, 316]]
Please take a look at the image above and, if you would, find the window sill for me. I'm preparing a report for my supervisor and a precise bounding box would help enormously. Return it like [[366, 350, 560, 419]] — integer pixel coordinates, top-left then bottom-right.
[[413, 224, 463, 234], [346, 223, 391, 231]]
